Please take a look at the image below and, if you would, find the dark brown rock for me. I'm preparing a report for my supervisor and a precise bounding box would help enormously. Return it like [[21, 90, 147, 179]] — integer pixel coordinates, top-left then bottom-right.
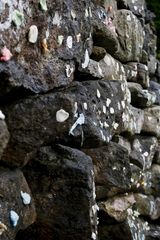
[[19, 144, 97, 240], [83, 142, 131, 197], [2, 80, 125, 166], [0, 167, 36, 239], [0, 0, 93, 95]]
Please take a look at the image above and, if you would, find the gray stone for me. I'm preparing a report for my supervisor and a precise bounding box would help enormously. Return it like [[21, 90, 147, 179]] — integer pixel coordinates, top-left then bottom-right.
[[92, 7, 119, 56], [134, 194, 155, 218], [153, 141, 160, 164], [116, 0, 146, 18], [124, 62, 137, 82], [99, 194, 135, 222], [131, 136, 158, 170], [83, 142, 131, 197], [149, 81, 160, 105], [122, 105, 144, 135], [18, 145, 97, 240], [143, 24, 157, 57], [143, 106, 160, 138], [113, 135, 131, 154], [128, 82, 156, 108], [151, 164, 160, 197], [114, 10, 144, 63], [148, 55, 157, 76], [0, 115, 9, 159], [137, 63, 150, 88], [146, 225, 160, 240], [130, 163, 152, 194], [91, 46, 106, 61]]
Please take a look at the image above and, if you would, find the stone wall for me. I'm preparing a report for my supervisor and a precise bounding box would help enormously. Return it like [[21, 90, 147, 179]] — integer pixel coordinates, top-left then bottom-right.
[[0, 0, 160, 239]]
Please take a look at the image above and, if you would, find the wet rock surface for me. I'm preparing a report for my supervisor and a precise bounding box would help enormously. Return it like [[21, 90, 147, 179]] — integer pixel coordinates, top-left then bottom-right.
[[0, 0, 160, 239]]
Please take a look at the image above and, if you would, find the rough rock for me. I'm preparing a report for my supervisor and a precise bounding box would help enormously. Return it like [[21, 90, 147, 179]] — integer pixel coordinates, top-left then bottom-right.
[[135, 194, 160, 220], [113, 135, 131, 154], [19, 145, 97, 240], [146, 225, 160, 240], [114, 10, 144, 63], [143, 106, 160, 137], [149, 81, 160, 105], [92, 9, 119, 56], [83, 142, 131, 198], [131, 136, 158, 170], [99, 194, 135, 222], [151, 164, 160, 197], [124, 62, 137, 82], [117, 0, 146, 18], [122, 105, 144, 135], [148, 55, 157, 76], [153, 141, 160, 164], [98, 217, 150, 240], [0, 116, 9, 159], [2, 80, 126, 166], [128, 82, 156, 108], [0, 167, 36, 239], [143, 23, 157, 57], [84, 53, 126, 80], [0, 0, 93, 95], [130, 163, 152, 194], [137, 63, 150, 88], [0, 59, 74, 95]]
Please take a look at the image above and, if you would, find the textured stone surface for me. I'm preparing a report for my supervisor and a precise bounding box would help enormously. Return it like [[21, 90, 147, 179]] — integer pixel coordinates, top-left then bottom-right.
[[131, 136, 158, 170], [83, 142, 131, 197], [0, 117, 9, 159], [128, 82, 156, 108], [149, 81, 160, 105], [0, 0, 93, 95], [117, 0, 146, 18], [143, 106, 160, 137], [114, 10, 144, 63], [99, 194, 135, 222], [0, 167, 36, 239], [2, 80, 125, 166], [0, 0, 160, 239], [18, 145, 96, 240]]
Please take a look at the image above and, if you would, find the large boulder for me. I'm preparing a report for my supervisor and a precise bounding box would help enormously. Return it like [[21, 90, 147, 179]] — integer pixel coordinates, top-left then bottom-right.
[[116, 0, 146, 18], [18, 145, 97, 240], [114, 10, 144, 63], [0, 0, 93, 95], [0, 167, 36, 239], [2, 80, 126, 166], [82, 53, 126, 80], [83, 142, 131, 198]]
